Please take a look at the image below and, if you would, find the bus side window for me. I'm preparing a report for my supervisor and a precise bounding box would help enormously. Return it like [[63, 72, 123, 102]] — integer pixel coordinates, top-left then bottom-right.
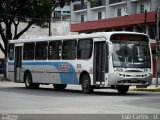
[[23, 43, 35, 60], [8, 44, 14, 60], [62, 40, 77, 60], [77, 39, 93, 59], [35, 42, 48, 60], [48, 41, 62, 60]]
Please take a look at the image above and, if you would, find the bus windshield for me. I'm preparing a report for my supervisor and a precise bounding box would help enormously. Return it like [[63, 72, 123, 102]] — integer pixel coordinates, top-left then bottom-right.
[[112, 41, 151, 68]]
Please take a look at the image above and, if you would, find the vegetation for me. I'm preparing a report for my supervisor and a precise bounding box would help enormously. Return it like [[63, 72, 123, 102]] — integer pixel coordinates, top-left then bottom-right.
[[0, 0, 73, 78], [0, 0, 55, 78], [0, 0, 56, 56]]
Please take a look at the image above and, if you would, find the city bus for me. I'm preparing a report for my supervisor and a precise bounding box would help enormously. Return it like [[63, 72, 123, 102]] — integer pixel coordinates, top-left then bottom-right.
[[7, 32, 152, 94]]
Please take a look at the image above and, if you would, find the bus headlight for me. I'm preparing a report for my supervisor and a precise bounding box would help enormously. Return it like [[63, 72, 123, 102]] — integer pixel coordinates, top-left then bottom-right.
[[144, 69, 151, 72], [144, 68, 148, 72], [114, 68, 123, 72]]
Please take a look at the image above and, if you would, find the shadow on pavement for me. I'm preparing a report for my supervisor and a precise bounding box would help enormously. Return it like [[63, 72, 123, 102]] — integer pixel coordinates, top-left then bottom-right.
[[0, 86, 149, 97]]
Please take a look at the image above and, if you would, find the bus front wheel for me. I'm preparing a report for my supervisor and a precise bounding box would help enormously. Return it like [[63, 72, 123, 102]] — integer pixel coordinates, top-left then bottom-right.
[[24, 72, 39, 89], [53, 84, 67, 90], [81, 75, 93, 94], [117, 85, 129, 94]]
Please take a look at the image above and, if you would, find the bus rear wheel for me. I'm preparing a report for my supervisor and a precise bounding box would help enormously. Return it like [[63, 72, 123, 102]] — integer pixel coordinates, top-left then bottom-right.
[[24, 72, 39, 89], [117, 85, 129, 94], [53, 84, 67, 90], [81, 75, 93, 94]]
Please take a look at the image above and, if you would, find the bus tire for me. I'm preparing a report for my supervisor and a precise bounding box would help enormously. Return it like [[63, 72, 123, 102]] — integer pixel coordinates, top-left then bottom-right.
[[117, 85, 129, 94], [53, 84, 67, 90], [24, 72, 39, 89], [81, 75, 93, 94]]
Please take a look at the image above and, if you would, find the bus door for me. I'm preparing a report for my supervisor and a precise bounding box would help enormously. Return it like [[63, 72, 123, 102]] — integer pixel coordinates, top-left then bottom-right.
[[14, 45, 23, 82], [93, 41, 106, 85]]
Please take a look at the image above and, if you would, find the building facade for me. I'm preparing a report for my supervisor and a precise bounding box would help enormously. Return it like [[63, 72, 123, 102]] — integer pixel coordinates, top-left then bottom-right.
[[53, 2, 70, 20], [70, 0, 160, 78]]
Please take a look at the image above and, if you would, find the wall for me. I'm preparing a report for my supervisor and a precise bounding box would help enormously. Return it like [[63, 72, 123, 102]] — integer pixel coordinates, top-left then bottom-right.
[[18, 21, 71, 39], [151, 0, 160, 11]]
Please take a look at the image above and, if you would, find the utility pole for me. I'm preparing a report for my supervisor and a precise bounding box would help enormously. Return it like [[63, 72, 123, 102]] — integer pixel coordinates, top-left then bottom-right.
[[156, 7, 160, 87], [144, 10, 147, 34], [49, 1, 59, 36]]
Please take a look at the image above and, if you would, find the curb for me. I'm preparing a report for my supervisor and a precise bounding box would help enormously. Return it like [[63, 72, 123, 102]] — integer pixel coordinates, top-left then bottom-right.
[[0, 78, 12, 82], [129, 88, 160, 92]]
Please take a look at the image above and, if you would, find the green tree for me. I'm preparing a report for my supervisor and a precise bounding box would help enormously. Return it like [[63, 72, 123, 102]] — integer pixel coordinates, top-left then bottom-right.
[[0, 0, 56, 57], [59, 0, 75, 8], [0, 0, 74, 57], [0, 0, 56, 78]]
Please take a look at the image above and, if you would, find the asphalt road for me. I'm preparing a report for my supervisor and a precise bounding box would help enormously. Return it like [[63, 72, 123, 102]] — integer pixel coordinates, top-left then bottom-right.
[[0, 81, 160, 115]]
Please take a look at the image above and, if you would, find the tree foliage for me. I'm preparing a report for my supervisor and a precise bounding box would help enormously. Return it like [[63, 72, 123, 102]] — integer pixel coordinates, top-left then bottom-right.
[[0, 0, 75, 78], [0, 0, 56, 56], [59, 0, 75, 8]]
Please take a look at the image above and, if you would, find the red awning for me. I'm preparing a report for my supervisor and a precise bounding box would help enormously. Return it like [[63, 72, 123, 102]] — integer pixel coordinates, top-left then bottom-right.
[[71, 11, 156, 32]]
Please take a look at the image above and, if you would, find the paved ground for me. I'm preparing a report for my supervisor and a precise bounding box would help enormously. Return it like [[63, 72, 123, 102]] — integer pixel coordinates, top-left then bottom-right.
[[0, 81, 160, 115]]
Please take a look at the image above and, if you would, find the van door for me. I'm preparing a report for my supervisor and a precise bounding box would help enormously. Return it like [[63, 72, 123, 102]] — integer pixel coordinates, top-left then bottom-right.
[[14, 46, 22, 82], [93, 41, 106, 85]]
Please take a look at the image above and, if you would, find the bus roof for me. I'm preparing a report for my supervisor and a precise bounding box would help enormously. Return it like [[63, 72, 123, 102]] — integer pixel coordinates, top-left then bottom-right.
[[9, 31, 148, 44]]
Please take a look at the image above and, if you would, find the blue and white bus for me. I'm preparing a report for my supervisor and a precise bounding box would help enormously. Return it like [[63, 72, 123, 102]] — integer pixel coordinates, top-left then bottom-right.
[[7, 32, 152, 94]]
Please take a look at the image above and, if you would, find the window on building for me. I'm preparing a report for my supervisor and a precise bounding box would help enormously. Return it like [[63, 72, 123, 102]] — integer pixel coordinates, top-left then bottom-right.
[[35, 42, 48, 60], [66, 2, 70, 5], [62, 40, 77, 60], [98, 12, 102, 20], [81, 0, 84, 6], [48, 41, 62, 60], [53, 11, 61, 18], [23, 43, 35, 60], [8, 44, 14, 60], [77, 39, 93, 59], [117, 8, 121, 17], [140, 4, 144, 13], [81, 14, 84, 22], [63, 11, 70, 13]]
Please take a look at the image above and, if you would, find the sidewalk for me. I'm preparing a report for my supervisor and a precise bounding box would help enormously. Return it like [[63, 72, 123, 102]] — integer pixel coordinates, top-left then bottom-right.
[[129, 85, 160, 92], [129, 78, 160, 92], [0, 77, 11, 82]]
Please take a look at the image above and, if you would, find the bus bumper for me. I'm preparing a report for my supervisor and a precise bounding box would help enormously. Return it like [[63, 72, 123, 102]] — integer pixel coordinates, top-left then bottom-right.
[[108, 73, 152, 86]]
